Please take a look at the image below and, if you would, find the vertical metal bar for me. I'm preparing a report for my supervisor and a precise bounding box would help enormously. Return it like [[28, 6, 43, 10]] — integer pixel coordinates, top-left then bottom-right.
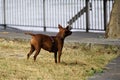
[[24, 0, 26, 26], [47, 0, 49, 27], [50, 0, 52, 27], [91, 0, 94, 29], [55, 0, 57, 27], [69, 0, 71, 25], [69, 0, 72, 25], [54, 0, 56, 27], [97, 1, 100, 30], [98, 0, 100, 30], [32, 0, 34, 26], [53, 0, 55, 27], [63, 0, 65, 26], [74, 0, 77, 28], [79, 0, 81, 29], [58, 0, 60, 25], [72, 0, 74, 27], [16, 0, 17, 25], [60, 0, 64, 25], [3, 0, 6, 29], [103, 0, 107, 31], [52, 0, 53, 27], [77, 0, 79, 29], [95, 0, 97, 30], [94, 0, 95, 29], [82, 0, 84, 29], [66, 0, 67, 26], [101, 0, 103, 30], [108, 0, 110, 24], [43, 0, 46, 31], [61, 0, 63, 25], [80, 0, 83, 29], [22, 0, 24, 26], [86, 0, 90, 32]]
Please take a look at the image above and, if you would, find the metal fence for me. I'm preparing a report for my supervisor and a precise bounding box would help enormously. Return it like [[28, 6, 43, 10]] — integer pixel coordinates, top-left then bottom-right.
[[0, 0, 114, 32]]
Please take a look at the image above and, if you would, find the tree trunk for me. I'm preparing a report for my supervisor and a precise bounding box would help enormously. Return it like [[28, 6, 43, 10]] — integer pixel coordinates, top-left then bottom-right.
[[105, 0, 120, 38]]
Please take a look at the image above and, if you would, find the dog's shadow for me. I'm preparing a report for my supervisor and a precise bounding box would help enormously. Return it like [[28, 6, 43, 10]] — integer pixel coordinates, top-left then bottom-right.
[[61, 61, 87, 66]]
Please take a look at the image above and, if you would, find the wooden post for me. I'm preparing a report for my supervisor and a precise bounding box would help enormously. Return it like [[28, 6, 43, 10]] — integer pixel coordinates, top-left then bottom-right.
[[86, 0, 90, 32], [43, 0, 46, 32], [103, 0, 107, 31], [3, 0, 6, 29]]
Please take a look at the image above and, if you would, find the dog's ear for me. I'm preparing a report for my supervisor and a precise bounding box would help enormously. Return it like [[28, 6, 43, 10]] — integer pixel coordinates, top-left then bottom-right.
[[58, 24, 63, 29], [66, 25, 72, 30]]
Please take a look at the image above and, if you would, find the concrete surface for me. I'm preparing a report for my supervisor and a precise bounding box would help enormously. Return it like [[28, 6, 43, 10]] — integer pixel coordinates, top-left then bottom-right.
[[0, 27, 120, 45], [88, 56, 120, 80]]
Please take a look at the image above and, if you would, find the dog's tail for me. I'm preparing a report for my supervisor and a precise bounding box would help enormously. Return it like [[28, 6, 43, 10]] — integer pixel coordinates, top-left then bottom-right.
[[25, 32, 35, 36]]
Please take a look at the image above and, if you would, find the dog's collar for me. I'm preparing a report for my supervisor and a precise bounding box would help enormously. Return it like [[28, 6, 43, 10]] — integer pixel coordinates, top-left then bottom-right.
[[50, 36, 54, 43]]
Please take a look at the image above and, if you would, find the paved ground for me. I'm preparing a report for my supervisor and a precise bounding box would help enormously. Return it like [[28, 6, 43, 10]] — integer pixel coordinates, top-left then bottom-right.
[[0, 27, 120, 80], [0, 27, 120, 45], [88, 56, 120, 80]]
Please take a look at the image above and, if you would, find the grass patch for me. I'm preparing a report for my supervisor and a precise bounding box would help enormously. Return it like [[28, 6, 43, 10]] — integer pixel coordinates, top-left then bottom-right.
[[0, 38, 119, 80]]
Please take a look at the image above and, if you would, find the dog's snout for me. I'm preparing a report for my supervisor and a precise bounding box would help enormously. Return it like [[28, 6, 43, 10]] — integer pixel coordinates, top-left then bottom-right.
[[69, 32, 72, 35], [68, 31, 72, 35]]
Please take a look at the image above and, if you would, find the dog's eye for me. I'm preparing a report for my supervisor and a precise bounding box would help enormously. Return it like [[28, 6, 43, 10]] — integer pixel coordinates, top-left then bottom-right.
[[65, 31, 69, 34]]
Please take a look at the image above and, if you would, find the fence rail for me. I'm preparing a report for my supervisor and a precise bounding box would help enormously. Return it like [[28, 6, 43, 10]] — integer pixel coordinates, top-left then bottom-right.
[[0, 0, 114, 32]]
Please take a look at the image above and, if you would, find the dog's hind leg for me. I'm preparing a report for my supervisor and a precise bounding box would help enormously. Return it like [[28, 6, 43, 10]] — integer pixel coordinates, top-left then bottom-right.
[[27, 45, 35, 59], [33, 48, 41, 61]]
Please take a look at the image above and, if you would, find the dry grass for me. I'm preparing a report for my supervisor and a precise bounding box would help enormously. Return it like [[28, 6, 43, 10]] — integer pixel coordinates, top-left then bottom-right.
[[0, 38, 119, 80]]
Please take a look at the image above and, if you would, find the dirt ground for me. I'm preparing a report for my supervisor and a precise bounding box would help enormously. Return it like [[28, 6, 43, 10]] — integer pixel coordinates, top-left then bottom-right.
[[0, 27, 120, 80]]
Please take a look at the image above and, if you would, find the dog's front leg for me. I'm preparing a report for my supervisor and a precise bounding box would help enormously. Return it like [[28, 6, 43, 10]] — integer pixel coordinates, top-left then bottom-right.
[[58, 50, 62, 63], [57, 42, 63, 63], [54, 52, 57, 63]]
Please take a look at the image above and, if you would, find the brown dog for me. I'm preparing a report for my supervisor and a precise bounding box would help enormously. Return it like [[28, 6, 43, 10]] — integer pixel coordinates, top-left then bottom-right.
[[25, 24, 72, 63]]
